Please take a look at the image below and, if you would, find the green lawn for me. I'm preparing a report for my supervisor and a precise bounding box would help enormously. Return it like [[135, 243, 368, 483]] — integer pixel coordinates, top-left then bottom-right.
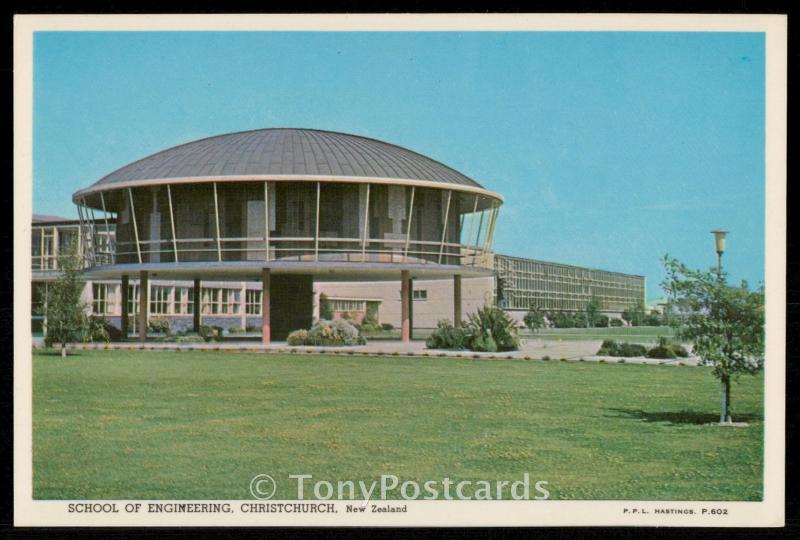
[[33, 349, 763, 501], [524, 325, 676, 343]]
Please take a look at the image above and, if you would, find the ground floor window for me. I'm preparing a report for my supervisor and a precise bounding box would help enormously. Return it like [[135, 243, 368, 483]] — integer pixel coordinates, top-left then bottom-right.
[[150, 286, 170, 315], [246, 290, 261, 315], [412, 289, 428, 301], [329, 299, 366, 313], [92, 283, 115, 315], [174, 287, 194, 315], [127, 284, 140, 316]]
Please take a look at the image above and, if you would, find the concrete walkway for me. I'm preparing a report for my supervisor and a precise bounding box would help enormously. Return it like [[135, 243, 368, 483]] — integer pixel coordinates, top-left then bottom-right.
[[40, 337, 702, 366]]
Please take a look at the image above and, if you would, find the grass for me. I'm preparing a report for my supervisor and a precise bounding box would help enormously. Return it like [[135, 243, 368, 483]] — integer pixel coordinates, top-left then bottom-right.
[[524, 325, 676, 343], [33, 349, 762, 501]]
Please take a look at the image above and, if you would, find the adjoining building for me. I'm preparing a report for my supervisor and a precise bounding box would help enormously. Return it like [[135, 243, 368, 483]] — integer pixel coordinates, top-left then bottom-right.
[[68, 128, 503, 342], [493, 254, 645, 323]]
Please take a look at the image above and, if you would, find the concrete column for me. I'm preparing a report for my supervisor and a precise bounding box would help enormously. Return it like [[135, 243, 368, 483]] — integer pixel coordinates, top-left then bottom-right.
[[138, 271, 148, 343], [120, 275, 129, 340], [261, 268, 271, 345], [401, 270, 411, 343], [193, 278, 201, 332], [454, 274, 462, 328], [408, 277, 414, 340]]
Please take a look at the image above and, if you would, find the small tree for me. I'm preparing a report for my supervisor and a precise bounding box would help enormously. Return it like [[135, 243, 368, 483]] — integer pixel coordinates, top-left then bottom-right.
[[662, 255, 764, 424], [44, 239, 88, 357], [622, 299, 646, 327], [585, 295, 601, 328], [523, 305, 545, 333]]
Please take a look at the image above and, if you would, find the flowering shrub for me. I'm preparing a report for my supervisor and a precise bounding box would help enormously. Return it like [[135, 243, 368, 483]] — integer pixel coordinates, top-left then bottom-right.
[[288, 319, 366, 346]]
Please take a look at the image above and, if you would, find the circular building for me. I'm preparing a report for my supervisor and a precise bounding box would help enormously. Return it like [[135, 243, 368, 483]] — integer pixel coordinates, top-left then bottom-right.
[[72, 128, 503, 342]]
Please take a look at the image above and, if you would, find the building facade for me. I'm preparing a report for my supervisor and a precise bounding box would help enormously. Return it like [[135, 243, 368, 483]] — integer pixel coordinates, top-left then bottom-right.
[[66, 128, 503, 342], [494, 254, 645, 319]]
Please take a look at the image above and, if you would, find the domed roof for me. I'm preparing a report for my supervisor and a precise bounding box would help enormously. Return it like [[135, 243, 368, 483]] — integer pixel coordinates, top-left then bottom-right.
[[88, 128, 485, 190]]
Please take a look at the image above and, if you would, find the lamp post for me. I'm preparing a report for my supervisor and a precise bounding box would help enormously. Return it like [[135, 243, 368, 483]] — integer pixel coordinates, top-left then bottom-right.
[[711, 228, 730, 424], [711, 229, 728, 277]]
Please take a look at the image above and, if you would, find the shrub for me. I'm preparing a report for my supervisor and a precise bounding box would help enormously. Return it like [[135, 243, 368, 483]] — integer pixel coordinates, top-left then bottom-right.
[[594, 315, 609, 328], [84, 316, 110, 343], [672, 344, 689, 357], [198, 325, 222, 342], [597, 339, 647, 357], [646, 337, 688, 359], [426, 320, 470, 350], [86, 316, 125, 342], [148, 317, 171, 335], [609, 318, 624, 327], [245, 325, 259, 332], [176, 334, 205, 343], [306, 319, 364, 346], [465, 305, 519, 352], [523, 306, 545, 332], [381, 323, 394, 331], [227, 326, 245, 335], [287, 329, 310, 346], [618, 343, 648, 357]]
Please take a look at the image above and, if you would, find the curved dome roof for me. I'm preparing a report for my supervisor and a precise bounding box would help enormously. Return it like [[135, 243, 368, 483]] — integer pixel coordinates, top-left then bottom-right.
[[88, 128, 485, 190]]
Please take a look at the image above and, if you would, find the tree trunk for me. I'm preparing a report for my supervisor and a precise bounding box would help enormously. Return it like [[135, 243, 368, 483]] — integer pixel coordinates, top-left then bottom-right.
[[720, 376, 732, 424], [61, 343, 67, 358]]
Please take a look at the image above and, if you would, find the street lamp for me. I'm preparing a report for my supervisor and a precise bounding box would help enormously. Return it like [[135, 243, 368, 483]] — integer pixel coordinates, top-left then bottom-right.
[[711, 229, 728, 276]]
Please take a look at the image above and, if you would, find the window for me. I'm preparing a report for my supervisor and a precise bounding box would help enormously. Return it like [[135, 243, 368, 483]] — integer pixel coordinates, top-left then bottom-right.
[[174, 287, 195, 314], [202, 288, 217, 315], [412, 290, 427, 301], [92, 283, 109, 315], [329, 299, 366, 312], [127, 285, 140, 316], [230, 289, 241, 315], [150, 286, 170, 314], [246, 290, 262, 315]]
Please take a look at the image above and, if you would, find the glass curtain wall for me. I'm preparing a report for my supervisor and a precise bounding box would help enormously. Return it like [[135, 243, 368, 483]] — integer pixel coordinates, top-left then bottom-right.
[[98, 182, 499, 267]]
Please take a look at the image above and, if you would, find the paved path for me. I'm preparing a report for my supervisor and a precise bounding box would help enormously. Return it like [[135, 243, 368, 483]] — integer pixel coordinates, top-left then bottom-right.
[[42, 337, 701, 366]]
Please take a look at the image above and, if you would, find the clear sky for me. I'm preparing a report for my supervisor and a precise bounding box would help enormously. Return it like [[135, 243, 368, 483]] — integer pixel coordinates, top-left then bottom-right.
[[33, 31, 765, 301]]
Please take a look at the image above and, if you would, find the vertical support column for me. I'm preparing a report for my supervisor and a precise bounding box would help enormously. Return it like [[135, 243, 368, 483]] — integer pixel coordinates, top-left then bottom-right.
[[361, 184, 371, 260], [264, 181, 271, 261], [120, 275, 129, 340], [454, 274, 462, 328], [408, 277, 414, 340], [261, 268, 271, 345], [314, 181, 321, 261], [438, 190, 453, 264], [166, 184, 179, 262], [404, 186, 415, 261], [213, 182, 222, 262], [400, 270, 411, 343], [240, 281, 247, 331], [128, 188, 142, 264], [138, 271, 149, 343], [193, 278, 201, 333]]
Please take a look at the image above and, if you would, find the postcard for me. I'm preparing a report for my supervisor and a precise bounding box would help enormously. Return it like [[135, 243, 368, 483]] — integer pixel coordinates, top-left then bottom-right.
[[13, 13, 786, 527]]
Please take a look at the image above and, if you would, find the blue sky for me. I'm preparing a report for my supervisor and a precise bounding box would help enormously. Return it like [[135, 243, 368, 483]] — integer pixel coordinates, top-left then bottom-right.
[[33, 31, 765, 300]]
